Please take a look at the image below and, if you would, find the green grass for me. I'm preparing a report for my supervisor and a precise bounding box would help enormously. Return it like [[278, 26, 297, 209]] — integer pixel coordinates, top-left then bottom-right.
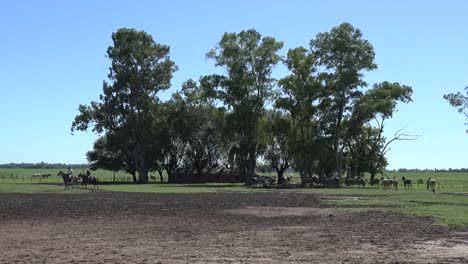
[[300, 187, 468, 226]]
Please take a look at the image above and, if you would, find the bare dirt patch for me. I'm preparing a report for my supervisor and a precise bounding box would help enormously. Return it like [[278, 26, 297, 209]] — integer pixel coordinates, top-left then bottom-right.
[[0, 192, 466, 263], [227, 206, 335, 217]]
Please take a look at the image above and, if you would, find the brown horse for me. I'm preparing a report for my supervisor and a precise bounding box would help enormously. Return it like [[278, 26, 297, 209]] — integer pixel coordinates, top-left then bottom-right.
[[78, 173, 99, 190], [57, 171, 78, 190], [402, 177, 413, 190]]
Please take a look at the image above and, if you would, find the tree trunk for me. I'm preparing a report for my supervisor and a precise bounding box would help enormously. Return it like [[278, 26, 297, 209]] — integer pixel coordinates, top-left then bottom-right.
[[113, 171, 116, 183], [157, 169, 164, 183], [138, 167, 149, 184], [299, 164, 308, 187], [276, 169, 284, 185], [167, 169, 174, 183]]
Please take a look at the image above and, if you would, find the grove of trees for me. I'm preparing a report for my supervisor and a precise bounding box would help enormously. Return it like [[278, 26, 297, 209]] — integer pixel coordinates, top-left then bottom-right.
[[71, 23, 414, 184]]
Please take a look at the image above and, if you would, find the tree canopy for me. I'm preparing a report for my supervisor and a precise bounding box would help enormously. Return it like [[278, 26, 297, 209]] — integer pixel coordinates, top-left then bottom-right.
[[72, 24, 414, 185]]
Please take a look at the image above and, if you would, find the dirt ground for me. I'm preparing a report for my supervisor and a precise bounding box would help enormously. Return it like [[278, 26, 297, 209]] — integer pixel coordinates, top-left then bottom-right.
[[0, 191, 467, 263]]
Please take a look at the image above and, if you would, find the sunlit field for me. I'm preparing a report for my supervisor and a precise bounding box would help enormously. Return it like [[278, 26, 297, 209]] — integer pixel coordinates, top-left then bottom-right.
[[0, 168, 467, 226]]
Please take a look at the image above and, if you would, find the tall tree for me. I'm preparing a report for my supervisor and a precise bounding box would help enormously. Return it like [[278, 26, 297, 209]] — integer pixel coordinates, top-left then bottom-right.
[[202, 29, 283, 182], [276, 47, 324, 185], [346, 81, 414, 179], [71, 28, 177, 183], [311, 22, 377, 177]]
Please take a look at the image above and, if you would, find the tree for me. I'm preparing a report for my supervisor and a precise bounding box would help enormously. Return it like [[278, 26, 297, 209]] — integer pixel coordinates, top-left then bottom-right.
[[173, 80, 225, 179], [71, 28, 177, 183], [264, 111, 292, 184], [444, 86, 468, 132], [345, 81, 414, 179], [202, 29, 283, 183], [311, 22, 377, 177], [276, 47, 325, 185], [86, 135, 137, 182], [157, 94, 190, 183]]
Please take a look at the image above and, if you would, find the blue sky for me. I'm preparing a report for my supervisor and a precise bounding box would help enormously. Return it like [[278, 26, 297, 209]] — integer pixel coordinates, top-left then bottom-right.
[[0, 0, 467, 169]]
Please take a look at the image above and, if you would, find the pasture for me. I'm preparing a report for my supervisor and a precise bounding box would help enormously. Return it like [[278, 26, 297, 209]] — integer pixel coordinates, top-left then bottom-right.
[[0, 168, 140, 184], [0, 169, 467, 263]]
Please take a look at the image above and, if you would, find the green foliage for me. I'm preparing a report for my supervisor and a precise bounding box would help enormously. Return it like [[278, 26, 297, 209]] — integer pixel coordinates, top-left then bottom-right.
[[263, 111, 292, 183], [71, 28, 177, 183], [311, 22, 378, 176], [444, 86, 468, 132], [202, 29, 284, 181], [66, 23, 417, 186]]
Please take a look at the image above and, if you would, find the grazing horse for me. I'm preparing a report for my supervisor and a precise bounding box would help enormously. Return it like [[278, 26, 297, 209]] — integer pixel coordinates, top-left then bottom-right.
[[401, 177, 412, 190], [427, 178, 436, 193], [391, 178, 399, 190], [380, 177, 391, 189], [31, 173, 42, 182], [57, 171, 78, 190], [369, 178, 380, 188], [78, 173, 99, 190]]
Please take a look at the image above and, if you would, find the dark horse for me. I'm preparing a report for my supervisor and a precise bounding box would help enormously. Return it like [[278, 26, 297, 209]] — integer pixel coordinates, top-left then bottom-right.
[[78, 173, 99, 190], [57, 171, 78, 190], [401, 176, 413, 190]]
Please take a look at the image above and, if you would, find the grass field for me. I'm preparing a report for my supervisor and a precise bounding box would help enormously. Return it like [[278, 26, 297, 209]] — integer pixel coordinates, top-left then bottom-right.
[[0, 168, 467, 226]]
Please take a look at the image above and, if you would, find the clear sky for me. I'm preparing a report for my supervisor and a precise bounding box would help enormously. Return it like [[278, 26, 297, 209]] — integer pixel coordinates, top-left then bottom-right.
[[1, 0, 467, 169]]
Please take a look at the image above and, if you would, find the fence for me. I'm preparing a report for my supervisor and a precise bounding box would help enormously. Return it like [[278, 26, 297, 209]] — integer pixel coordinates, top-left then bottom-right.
[[0, 172, 135, 184]]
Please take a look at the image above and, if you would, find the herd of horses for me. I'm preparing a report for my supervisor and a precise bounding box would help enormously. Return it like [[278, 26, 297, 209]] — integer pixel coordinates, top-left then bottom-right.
[[56, 171, 99, 190], [37, 171, 438, 193], [343, 176, 438, 192], [253, 174, 439, 192]]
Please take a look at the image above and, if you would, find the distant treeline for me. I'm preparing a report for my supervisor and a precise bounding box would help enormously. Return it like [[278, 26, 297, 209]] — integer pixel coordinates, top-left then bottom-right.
[[0, 163, 87, 169], [389, 168, 468, 173]]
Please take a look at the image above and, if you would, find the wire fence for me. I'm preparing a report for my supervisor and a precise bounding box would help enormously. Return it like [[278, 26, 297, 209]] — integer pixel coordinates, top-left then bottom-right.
[[0, 172, 135, 184]]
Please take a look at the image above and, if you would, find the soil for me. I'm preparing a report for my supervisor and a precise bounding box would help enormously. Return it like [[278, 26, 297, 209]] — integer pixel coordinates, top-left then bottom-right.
[[0, 192, 467, 263]]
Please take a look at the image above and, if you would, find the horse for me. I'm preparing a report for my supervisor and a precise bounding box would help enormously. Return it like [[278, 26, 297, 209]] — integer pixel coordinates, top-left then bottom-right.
[[31, 173, 42, 182], [380, 177, 392, 189], [391, 178, 399, 190], [57, 171, 78, 190], [369, 178, 380, 188], [78, 173, 99, 190], [401, 176, 412, 190], [427, 178, 436, 193]]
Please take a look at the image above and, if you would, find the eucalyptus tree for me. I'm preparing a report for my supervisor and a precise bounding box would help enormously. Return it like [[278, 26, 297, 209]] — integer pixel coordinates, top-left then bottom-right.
[[444, 86, 468, 132], [264, 111, 292, 184], [158, 93, 191, 183], [180, 79, 225, 178], [202, 29, 283, 182], [346, 81, 414, 179], [276, 47, 325, 185], [71, 28, 177, 183], [311, 22, 377, 176]]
